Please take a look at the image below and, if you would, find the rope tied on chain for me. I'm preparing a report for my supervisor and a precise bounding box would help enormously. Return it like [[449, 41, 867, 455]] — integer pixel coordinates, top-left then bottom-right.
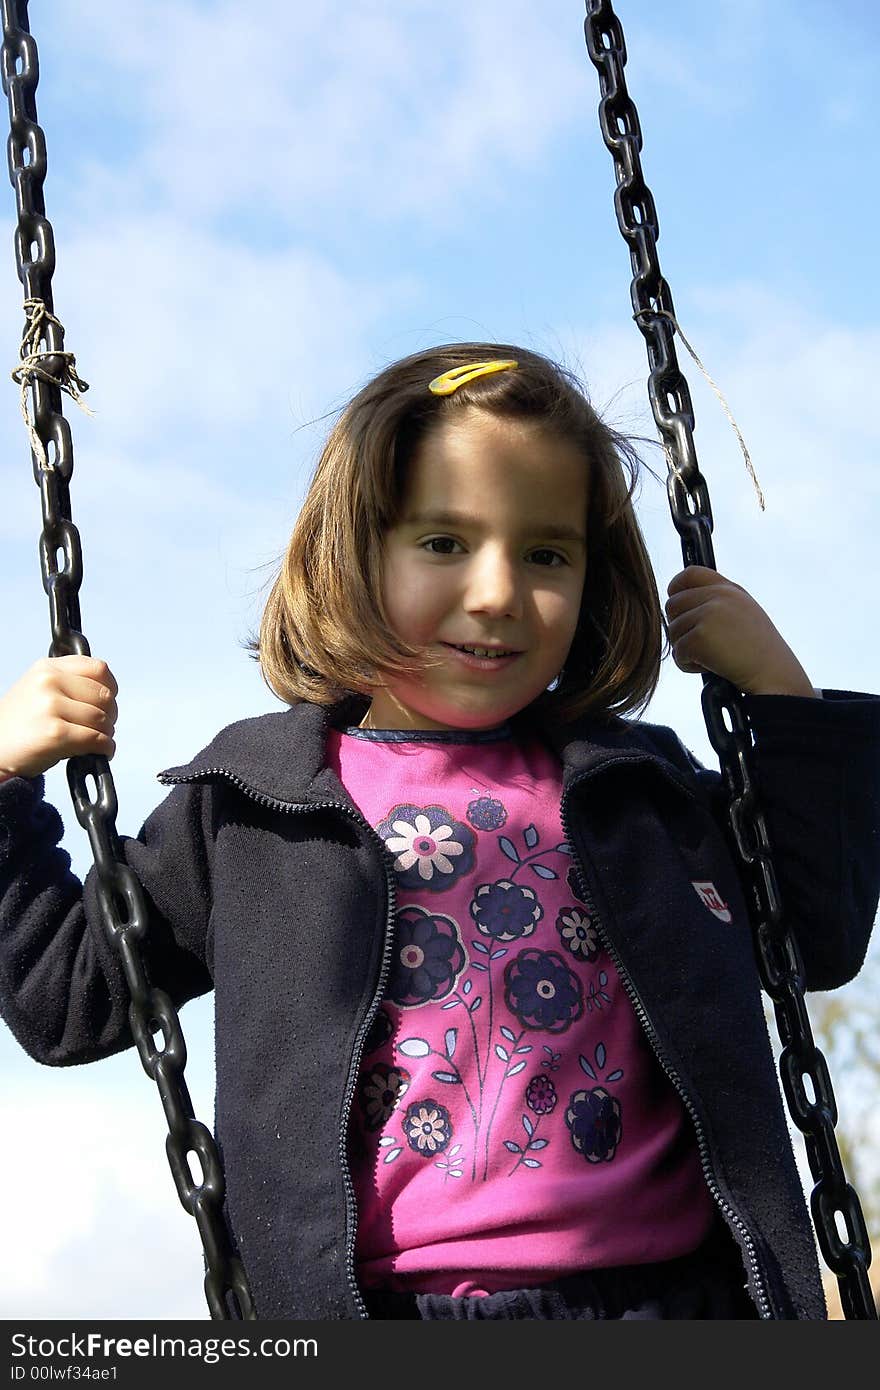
[[633, 305, 766, 513], [11, 297, 94, 470]]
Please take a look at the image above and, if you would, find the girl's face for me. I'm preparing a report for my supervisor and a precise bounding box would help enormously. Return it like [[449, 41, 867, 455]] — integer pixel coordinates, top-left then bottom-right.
[[363, 407, 589, 731]]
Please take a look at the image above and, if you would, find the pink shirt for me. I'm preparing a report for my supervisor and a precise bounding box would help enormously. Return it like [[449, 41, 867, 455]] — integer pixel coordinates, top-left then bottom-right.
[[326, 721, 716, 1296]]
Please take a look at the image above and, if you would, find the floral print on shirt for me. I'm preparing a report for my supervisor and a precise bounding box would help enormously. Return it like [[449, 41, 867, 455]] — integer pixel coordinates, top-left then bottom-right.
[[379, 804, 477, 890], [386, 906, 467, 1007], [353, 794, 626, 1185]]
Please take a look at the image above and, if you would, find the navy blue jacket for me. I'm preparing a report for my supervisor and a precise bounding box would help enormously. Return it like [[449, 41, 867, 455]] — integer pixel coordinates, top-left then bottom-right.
[[1, 687, 878, 1320]]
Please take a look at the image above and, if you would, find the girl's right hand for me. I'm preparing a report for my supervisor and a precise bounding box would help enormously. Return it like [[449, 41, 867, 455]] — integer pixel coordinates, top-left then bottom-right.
[[0, 656, 118, 782]]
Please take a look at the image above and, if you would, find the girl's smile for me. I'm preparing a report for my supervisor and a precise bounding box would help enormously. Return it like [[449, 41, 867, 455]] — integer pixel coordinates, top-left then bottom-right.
[[361, 407, 589, 732], [438, 642, 523, 672]]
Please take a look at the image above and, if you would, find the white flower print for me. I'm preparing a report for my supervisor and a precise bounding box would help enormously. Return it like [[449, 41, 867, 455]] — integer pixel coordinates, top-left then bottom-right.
[[556, 906, 600, 962], [386, 814, 465, 881], [404, 1100, 453, 1156]]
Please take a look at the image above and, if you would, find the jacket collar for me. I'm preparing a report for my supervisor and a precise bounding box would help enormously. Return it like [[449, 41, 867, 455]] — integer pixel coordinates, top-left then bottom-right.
[[157, 691, 687, 805]]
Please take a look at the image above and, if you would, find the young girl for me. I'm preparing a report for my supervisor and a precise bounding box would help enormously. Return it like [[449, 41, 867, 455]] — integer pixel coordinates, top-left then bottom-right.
[[0, 344, 878, 1321]]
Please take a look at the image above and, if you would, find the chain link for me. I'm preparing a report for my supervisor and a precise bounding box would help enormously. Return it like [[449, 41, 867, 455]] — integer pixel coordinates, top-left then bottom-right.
[[584, 0, 875, 1320], [0, 0, 255, 1320]]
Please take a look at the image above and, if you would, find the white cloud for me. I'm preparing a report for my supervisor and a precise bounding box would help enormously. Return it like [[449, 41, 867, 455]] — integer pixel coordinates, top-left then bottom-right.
[[45, 0, 588, 233], [0, 1071, 212, 1318], [43, 216, 418, 452]]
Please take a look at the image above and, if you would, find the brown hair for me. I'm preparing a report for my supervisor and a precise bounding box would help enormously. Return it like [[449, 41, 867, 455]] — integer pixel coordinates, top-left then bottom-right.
[[245, 342, 670, 727]]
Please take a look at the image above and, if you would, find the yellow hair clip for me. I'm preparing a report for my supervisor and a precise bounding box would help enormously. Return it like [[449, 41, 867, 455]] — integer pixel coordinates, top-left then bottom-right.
[[428, 359, 519, 395]]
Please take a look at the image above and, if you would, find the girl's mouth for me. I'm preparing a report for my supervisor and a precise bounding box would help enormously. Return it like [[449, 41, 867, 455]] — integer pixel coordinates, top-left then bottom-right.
[[441, 643, 523, 672]]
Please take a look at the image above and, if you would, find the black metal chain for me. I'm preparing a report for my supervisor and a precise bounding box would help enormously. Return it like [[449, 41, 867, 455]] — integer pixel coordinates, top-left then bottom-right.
[[0, 0, 255, 1321], [584, 0, 875, 1320]]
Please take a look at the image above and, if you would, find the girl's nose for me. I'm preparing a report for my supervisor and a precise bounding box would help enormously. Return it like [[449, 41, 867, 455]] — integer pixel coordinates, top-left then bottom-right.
[[462, 548, 523, 617]]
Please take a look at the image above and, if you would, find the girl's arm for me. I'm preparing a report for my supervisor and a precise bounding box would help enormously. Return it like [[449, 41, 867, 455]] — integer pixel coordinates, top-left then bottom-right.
[[0, 772, 214, 1066], [669, 689, 880, 993], [662, 564, 880, 990]]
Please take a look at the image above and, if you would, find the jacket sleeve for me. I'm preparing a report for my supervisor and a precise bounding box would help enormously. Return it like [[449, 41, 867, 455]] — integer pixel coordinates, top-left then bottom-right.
[[0, 771, 215, 1067], [670, 688, 880, 992]]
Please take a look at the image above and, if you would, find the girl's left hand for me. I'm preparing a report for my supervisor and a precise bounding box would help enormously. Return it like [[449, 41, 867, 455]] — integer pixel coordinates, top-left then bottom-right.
[[665, 565, 816, 697]]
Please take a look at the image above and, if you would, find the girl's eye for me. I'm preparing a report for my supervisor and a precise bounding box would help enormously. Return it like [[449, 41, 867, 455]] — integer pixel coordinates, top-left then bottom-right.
[[530, 548, 566, 567], [422, 536, 460, 555], [420, 538, 566, 566]]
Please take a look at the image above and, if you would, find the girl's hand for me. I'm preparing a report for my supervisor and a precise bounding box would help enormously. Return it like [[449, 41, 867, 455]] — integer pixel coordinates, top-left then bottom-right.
[[665, 565, 816, 697], [0, 656, 118, 781]]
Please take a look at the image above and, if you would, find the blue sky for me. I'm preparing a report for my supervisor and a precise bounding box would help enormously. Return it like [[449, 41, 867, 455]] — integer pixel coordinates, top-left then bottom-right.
[[1, 0, 877, 1319]]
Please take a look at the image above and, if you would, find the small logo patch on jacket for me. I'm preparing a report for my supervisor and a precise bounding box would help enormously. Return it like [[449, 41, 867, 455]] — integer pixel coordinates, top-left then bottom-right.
[[692, 880, 733, 923]]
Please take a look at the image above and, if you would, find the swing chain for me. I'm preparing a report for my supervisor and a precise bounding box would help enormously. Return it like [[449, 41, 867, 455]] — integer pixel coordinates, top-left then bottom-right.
[[0, 0, 255, 1321], [584, 0, 875, 1321]]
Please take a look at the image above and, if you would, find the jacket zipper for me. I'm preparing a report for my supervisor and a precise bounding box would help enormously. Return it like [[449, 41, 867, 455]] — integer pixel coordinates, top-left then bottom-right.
[[559, 758, 775, 1320], [158, 765, 398, 1320]]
